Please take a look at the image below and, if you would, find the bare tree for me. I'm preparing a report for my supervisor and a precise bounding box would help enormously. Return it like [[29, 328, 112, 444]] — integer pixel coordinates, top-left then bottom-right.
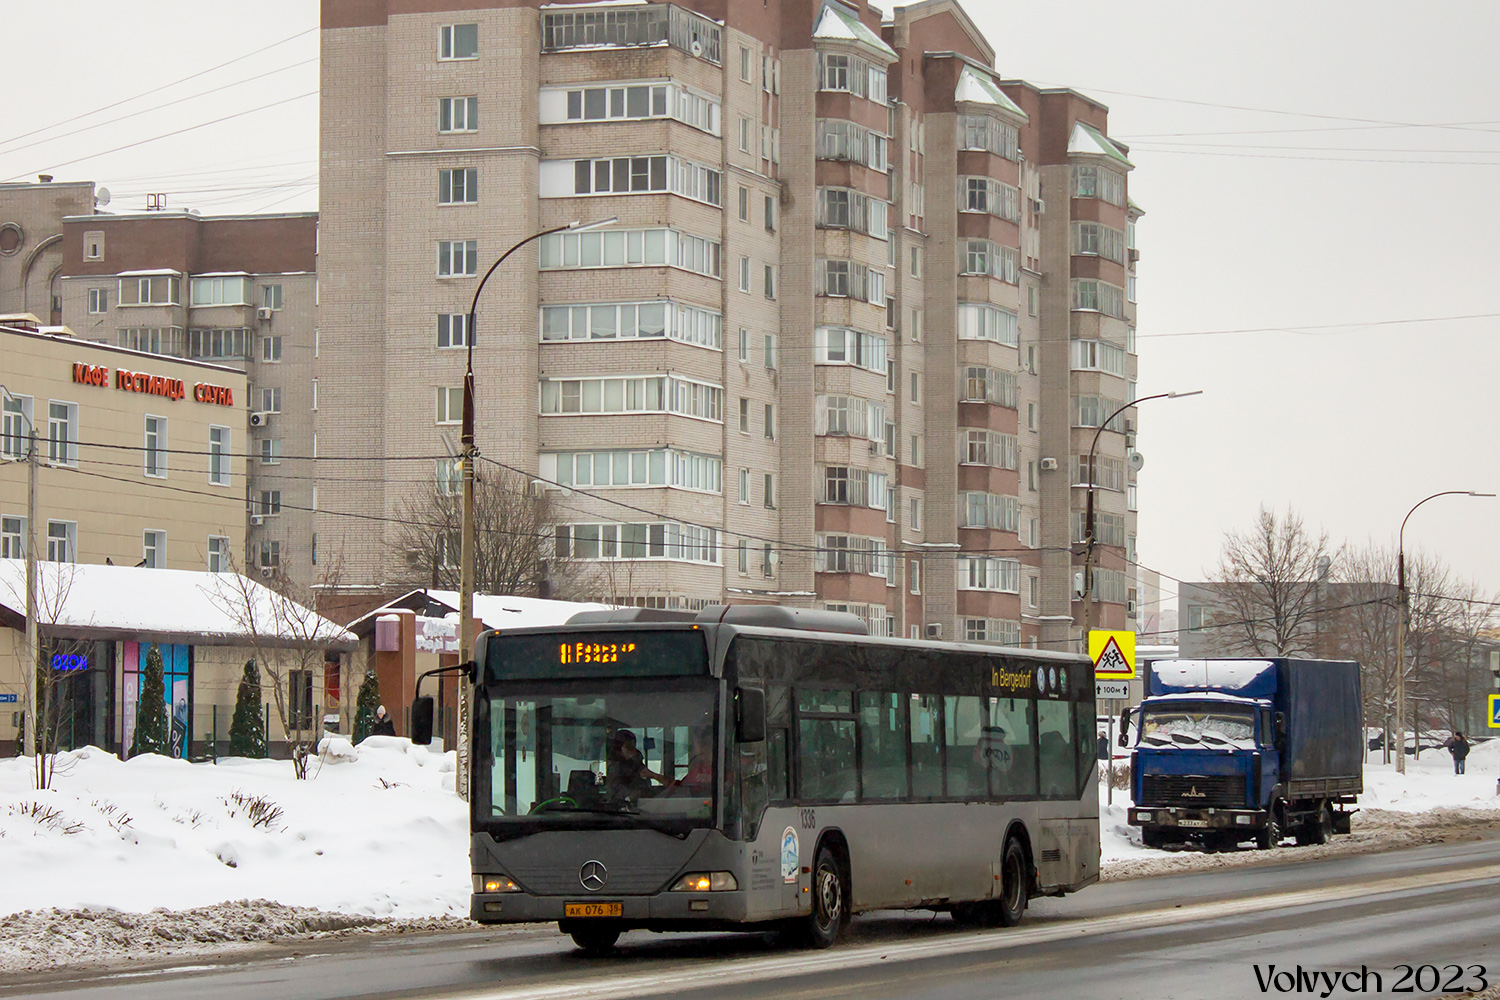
[[395, 465, 585, 599], [206, 553, 350, 779], [1, 560, 84, 789], [1206, 505, 1339, 656]]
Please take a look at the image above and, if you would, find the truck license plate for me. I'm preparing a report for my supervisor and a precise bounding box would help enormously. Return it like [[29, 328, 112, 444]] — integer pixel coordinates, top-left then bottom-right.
[[1177, 819, 1208, 829], [565, 902, 622, 918]]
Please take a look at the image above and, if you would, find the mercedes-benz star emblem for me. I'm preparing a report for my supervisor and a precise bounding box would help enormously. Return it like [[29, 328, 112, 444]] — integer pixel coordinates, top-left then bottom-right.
[[579, 860, 608, 892]]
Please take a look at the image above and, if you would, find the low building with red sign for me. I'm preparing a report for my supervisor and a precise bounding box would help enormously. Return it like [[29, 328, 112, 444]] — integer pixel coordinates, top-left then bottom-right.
[[0, 320, 248, 577]]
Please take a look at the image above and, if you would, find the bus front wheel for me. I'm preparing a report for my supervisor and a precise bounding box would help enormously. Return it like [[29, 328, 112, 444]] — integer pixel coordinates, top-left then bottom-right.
[[995, 836, 1029, 927], [566, 923, 621, 954], [788, 845, 847, 949]]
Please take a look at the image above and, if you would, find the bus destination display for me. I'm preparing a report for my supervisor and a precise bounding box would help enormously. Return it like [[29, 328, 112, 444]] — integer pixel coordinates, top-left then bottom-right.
[[559, 641, 638, 665], [487, 628, 708, 679]]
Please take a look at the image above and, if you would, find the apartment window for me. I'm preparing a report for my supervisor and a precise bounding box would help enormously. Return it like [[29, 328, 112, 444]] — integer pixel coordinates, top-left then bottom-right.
[[738, 468, 749, 504], [908, 433, 922, 467], [142, 530, 166, 569], [544, 448, 721, 492], [118, 275, 179, 306], [1127, 326, 1137, 354], [439, 23, 479, 60], [739, 45, 752, 81], [1, 516, 23, 558], [738, 397, 749, 433], [816, 188, 888, 239], [1028, 285, 1038, 317], [737, 327, 749, 362], [209, 426, 230, 485], [910, 246, 922, 278], [763, 473, 776, 509], [1128, 483, 1139, 512], [764, 265, 776, 300], [1071, 221, 1127, 264], [260, 438, 282, 465], [820, 52, 850, 91], [45, 402, 77, 467], [207, 536, 229, 573], [188, 276, 250, 307], [255, 335, 282, 363], [547, 80, 718, 132], [257, 490, 282, 517], [958, 556, 1021, 593], [311, 378, 319, 411], [540, 376, 722, 420], [959, 114, 1019, 160], [762, 543, 775, 578], [46, 521, 76, 563], [540, 300, 719, 348], [763, 333, 778, 369], [960, 240, 1019, 283], [259, 540, 280, 570], [261, 284, 283, 311], [957, 303, 1019, 345], [2, 394, 32, 461], [815, 119, 888, 171], [961, 177, 1021, 222], [738, 256, 750, 292], [561, 154, 720, 206], [909, 497, 923, 531], [962, 429, 1018, 469], [185, 327, 246, 360], [438, 240, 478, 277], [439, 167, 479, 204], [764, 195, 776, 231], [84, 232, 103, 260], [909, 561, 921, 595], [815, 327, 887, 373], [1071, 163, 1126, 206], [539, 228, 719, 278], [438, 313, 469, 348], [962, 366, 1018, 407], [437, 387, 463, 424], [763, 403, 776, 440], [737, 539, 749, 574], [87, 288, 108, 313], [439, 96, 479, 133], [259, 387, 282, 414], [738, 185, 749, 221], [1071, 339, 1128, 376], [909, 371, 920, 404], [555, 521, 720, 564], [909, 309, 922, 342]]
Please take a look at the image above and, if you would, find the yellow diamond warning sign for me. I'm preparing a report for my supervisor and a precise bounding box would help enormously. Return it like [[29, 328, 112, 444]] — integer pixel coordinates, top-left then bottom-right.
[[1090, 630, 1135, 680]]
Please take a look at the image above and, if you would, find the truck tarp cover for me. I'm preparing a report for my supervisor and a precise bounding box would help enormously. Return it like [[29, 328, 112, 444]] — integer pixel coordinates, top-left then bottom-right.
[[1283, 659, 1363, 780]]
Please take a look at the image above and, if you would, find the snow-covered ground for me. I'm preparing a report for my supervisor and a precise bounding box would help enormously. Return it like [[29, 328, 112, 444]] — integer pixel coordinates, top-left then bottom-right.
[[0, 738, 470, 919], [1, 736, 1496, 921], [1101, 737, 1500, 860]]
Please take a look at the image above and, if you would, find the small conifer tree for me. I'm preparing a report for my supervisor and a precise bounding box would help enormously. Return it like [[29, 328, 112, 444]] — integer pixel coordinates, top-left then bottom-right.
[[130, 645, 171, 757], [228, 660, 268, 758], [353, 668, 381, 743]]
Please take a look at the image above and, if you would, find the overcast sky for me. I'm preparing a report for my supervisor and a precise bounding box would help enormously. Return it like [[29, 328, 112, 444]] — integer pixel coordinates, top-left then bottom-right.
[[5, 1, 1498, 603]]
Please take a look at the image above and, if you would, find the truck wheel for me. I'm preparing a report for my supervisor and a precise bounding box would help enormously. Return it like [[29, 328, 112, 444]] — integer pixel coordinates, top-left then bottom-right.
[[995, 836, 1029, 927], [567, 924, 621, 953], [1307, 803, 1332, 845], [1141, 828, 1172, 850], [1257, 815, 1284, 850]]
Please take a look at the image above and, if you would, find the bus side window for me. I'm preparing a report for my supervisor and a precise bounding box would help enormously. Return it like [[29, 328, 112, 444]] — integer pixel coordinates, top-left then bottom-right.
[[1074, 695, 1095, 798], [767, 728, 789, 802], [738, 737, 768, 840], [910, 694, 943, 800], [944, 695, 986, 799], [1037, 700, 1074, 799], [858, 691, 907, 800], [986, 698, 1036, 798]]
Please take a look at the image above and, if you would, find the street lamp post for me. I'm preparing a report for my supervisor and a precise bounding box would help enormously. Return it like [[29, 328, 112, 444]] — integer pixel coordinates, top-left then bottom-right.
[[1080, 390, 1201, 639], [1394, 490, 1493, 774], [455, 217, 615, 800], [0, 386, 39, 762]]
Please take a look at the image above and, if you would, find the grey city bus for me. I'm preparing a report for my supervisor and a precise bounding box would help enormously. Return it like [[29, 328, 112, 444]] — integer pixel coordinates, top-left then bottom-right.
[[411, 604, 1100, 952]]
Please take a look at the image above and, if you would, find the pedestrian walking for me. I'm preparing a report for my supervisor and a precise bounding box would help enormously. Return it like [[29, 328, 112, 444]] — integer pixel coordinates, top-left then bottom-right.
[[372, 705, 397, 737], [1444, 731, 1470, 775]]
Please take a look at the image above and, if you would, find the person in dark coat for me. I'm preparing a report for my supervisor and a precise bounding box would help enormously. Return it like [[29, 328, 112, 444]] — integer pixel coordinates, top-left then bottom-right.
[[1444, 731, 1470, 774], [372, 705, 397, 737]]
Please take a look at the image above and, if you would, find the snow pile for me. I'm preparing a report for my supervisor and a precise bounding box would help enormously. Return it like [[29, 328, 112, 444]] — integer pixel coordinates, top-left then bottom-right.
[[1100, 738, 1500, 862], [0, 740, 471, 919]]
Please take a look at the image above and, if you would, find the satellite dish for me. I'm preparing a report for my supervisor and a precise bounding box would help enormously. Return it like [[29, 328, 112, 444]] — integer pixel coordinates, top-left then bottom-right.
[[94, 187, 111, 207], [1128, 452, 1145, 473]]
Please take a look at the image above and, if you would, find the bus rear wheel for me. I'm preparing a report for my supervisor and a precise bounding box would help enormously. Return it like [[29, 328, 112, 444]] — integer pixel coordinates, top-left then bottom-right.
[[566, 923, 621, 954], [995, 836, 1029, 927]]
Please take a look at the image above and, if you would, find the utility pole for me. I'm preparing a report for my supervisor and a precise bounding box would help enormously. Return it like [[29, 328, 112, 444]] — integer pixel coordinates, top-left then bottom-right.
[[24, 424, 39, 761]]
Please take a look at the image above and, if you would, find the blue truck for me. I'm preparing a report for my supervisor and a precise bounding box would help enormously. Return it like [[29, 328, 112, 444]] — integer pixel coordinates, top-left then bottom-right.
[[1121, 658, 1363, 850]]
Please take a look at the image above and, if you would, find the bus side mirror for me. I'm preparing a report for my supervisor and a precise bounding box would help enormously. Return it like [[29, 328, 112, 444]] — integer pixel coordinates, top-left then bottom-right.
[[1117, 707, 1131, 747], [736, 686, 766, 743], [411, 696, 435, 746]]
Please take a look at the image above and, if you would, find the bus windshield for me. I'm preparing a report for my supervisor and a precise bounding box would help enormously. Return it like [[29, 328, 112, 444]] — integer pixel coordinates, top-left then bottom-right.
[[481, 683, 719, 833]]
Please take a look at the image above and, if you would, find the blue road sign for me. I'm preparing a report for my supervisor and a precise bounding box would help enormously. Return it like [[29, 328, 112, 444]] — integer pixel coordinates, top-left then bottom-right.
[[1490, 693, 1500, 729], [0, 693, 16, 704]]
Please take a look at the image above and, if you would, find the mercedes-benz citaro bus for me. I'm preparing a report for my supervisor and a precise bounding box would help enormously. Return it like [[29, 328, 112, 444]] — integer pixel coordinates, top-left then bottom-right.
[[410, 604, 1100, 953]]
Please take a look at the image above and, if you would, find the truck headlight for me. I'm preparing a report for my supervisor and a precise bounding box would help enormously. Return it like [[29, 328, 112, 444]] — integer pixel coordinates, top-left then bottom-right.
[[1235, 815, 1254, 825], [475, 874, 520, 893], [670, 872, 738, 892], [1135, 811, 1151, 823]]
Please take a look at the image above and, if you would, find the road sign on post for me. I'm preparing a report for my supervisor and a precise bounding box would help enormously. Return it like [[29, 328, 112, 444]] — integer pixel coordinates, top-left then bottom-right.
[[1090, 630, 1136, 680], [1488, 693, 1500, 729]]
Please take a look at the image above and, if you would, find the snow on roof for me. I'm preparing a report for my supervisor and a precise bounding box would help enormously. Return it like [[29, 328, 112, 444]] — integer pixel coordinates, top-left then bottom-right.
[[954, 66, 1028, 121], [1153, 659, 1276, 691], [1069, 121, 1133, 167], [115, 269, 183, 277], [424, 590, 611, 631], [0, 560, 356, 649], [813, 3, 897, 61]]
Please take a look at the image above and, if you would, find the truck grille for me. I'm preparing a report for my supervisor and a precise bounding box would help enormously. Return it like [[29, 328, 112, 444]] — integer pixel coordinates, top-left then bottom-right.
[[1141, 774, 1246, 808]]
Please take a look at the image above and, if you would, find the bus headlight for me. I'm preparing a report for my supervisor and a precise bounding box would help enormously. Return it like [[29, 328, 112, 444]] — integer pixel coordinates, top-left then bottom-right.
[[669, 872, 738, 892], [475, 874, 520, 893]]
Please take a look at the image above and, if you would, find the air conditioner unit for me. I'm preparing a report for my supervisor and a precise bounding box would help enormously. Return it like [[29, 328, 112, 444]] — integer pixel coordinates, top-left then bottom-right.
[[1128, 248, 1140, 264], [260, 566, 274, 578], [1032, 198, 1045, 215], [1074, 570, 1086, 598], [868, 440, 882, 456], [1127, 598, 1138, 616], [1039, 457, 1058, 471], [249, 411, 270, 428], [925, 623, 942, 639], [256, 306, 273, 321], [250, 514, 265, 525]]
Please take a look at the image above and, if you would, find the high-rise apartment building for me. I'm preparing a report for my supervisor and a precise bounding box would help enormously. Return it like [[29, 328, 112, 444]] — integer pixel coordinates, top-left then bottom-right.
[[318, 0, 1142, 649]]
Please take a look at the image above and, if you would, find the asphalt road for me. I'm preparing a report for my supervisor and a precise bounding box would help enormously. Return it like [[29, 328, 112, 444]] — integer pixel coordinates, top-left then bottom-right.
[[12, 837, 1500, 1000]]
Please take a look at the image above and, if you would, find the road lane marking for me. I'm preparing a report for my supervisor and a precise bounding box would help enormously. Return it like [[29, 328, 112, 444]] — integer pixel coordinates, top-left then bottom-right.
[[448, 863, 1500, 1000]]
